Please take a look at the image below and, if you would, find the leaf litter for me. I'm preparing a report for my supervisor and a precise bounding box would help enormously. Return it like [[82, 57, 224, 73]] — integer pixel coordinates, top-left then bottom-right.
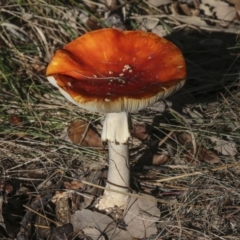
[[124, 195, 161, 239], [71, 209, 132, 240]]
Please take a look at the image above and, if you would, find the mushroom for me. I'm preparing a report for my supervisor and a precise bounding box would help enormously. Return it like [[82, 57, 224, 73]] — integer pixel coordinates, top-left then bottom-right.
[[46, 28, 186, 210]]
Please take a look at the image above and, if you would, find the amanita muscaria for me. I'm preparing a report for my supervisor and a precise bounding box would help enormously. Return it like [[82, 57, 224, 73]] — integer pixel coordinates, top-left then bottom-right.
[[46, 28, 186, 210]]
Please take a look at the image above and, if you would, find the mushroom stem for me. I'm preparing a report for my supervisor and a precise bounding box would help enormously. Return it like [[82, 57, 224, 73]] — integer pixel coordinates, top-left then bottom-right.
[[97, 112, 131, 210], [97, 142, 130, 210], [101, 112, 130, 143]]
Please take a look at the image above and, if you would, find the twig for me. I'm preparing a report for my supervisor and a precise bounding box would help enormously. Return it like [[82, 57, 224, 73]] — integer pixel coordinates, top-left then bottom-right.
[[156, 162, 240, 183], [158, 131, 174, 148], [23, 205, 60, 226]]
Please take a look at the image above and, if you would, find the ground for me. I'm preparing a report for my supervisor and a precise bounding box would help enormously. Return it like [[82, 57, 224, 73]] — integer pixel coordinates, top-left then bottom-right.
[[0, 0, 240, 239]]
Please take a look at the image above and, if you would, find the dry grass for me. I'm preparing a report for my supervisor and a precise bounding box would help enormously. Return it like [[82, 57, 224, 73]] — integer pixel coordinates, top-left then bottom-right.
[[0, 0, 240, 239]]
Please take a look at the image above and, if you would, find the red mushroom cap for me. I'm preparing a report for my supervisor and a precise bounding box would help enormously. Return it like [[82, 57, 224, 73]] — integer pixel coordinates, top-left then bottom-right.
[[46, 28, 186, 113]]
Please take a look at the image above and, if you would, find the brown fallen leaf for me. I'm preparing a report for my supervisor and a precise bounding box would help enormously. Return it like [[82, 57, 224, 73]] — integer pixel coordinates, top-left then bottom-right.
[[67, 120, 104, 149], [105, 0, 118, 9], [152, 154, 170, 165], [198, 147, 221, 164], [9, 114, 23, 126], [86, 16, 101, 31], [177, 132, 221, 165], [179, 3, 193, 16], [64, 180, 84, 190], [130, 123, 150, 140], [177, 132, 192, 145], [185, 147, 221, 165]]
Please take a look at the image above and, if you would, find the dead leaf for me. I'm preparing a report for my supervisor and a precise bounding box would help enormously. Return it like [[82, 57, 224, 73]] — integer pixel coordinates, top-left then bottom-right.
[[51, 223, 73, 240], [105, 0, 117, 9], [213, 4, 236, 24], [86, 16, 101, 31], [83, 225, 131, 240], [67, 120, 104, 149], [186, 147, 221, 165], [130, 123, 149, 140], [198, 147, 221, 164], [82, 227, 105, 240], [233, 0, 240, 20], [178, 132, 192, 145], [209, 136, 237, 156], [109, 227, 132, 240], [152, 154, 170, 165], [64, 180, 84, 190], [9, 114, 23, 126], [124, 195, 160, 239], [71, 209, 131, 240], [180, 3, 193, 16], [178, 133, 221, 165], [71, 209, 108, 231], [52, 191, 71, 223]]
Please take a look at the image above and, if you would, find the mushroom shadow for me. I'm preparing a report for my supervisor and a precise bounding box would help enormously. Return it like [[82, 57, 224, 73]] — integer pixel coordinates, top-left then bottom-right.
[[133, 29, 240, 170], [167, 29, 240, 108]]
